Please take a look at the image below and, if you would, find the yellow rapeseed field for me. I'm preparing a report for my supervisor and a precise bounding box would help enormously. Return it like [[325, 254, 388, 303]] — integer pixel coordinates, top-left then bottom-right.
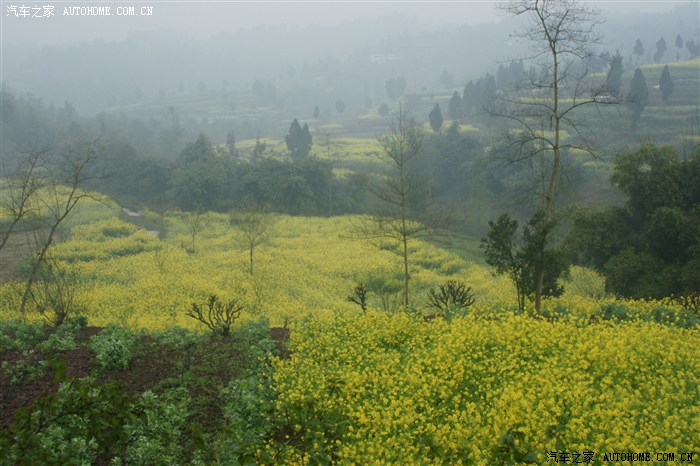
[[1, 212, 698, 464]]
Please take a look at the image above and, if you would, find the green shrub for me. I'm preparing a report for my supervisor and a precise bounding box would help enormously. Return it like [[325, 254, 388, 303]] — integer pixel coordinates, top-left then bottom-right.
[[36, 317, 86, 353], [646, 306, 700, 329], [119, 388, 190, 466], [0, 319, 45, 351], [88, 325, 140, 371], [206, 373, 275, 465], [599, 303, 630, 322], [0, 377, 134, 465], [152, 326, 203, 347], [235, 318, 276, 361]]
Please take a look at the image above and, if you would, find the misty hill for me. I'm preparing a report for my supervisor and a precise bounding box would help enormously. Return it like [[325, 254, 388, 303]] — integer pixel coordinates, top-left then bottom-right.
[[2, 3, 697, 121]]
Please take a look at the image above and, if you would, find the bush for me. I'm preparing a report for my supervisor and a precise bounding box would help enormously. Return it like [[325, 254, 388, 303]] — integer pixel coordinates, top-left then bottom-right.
[[119, 388, 190, 466], [646, 306, 700, 329], [186, 295, 243, 337], [426, 280, 475, 321], [152, 326, 203, 348], [560, 266, 607, 300], [235, 318, 276, 361], [598, 303, 630, 322], [0, 377, 133, 465], [0, 319, 45, 351], [88, 325, 140, 371]]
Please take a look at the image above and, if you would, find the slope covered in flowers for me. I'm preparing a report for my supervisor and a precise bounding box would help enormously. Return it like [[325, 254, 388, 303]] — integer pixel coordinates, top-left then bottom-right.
[[267, 312, 699, 465]]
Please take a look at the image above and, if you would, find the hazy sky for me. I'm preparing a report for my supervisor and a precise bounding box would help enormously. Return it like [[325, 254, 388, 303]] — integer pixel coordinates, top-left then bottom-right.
[[2, 1, 692, 46]]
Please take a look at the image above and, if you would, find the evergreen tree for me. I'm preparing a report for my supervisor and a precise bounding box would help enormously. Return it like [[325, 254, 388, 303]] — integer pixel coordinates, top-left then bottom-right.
[[605, 50, 624, 96], [462, 81, 475, 116], [429, 104, 444, 133], [659, 65, 674, 102], [313, 105, 319, 119], [653, 37, 667, 63], [285, 118, 312, 158], [626, 68, 649, 130], [448, 91, 462, 120], [633, 38, 645, 64]]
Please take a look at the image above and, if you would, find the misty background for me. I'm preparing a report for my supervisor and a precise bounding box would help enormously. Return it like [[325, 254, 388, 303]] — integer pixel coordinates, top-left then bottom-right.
[[2, 1, 697, 121]]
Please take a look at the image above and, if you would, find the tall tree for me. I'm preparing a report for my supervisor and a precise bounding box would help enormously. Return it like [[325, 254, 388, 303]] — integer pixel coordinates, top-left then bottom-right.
[[605, 50, 624, 97], [173, 134, 226, 210], [448, 91, 462, 120], [230, 207, 276, 276], [482, 212, 565, 312], [565, 144, 700, 299], [653, 37, 667, 63], [428, 104, 444, 133], [353, 109, 430, 308], [20, 140, 100, 316], [675, 34, 684, 61], [494, 0, 605, 314], [0, 148, 46, 253], [627, 67, 649, 130], [659, 64, 674, 103], [285, 118, 312, 158], [633, 38, 645, 64], [687, 39, 700, 59]]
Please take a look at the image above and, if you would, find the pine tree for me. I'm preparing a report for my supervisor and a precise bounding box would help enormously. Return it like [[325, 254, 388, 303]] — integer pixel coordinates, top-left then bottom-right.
[[448, 91, 462, 120], [285, 118, 312, 158], [659, 65, 674, 102], [429, 104, 444, 133], [627, 68, 649, 130], [606, 50, 624, 96], [653, 37, 667, 63]]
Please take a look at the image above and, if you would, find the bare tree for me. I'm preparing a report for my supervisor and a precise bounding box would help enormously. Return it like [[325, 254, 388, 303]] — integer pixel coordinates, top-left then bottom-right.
[[493, 0, 607, 313], [0, 147, 47, 252], [20, 140, 101, 316], [182, 210, 208, 255], [186, 294, 243, 337], [353, 108, 435, 308], [230, 207, 276, 275]]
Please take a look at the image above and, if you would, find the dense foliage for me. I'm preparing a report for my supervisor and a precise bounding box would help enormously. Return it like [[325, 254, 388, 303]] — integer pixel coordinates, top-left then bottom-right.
[[565, 143, 700, 299]]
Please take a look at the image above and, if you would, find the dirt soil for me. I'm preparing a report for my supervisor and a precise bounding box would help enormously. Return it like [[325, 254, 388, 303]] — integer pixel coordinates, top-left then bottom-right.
[[0, 326, 290, 432]]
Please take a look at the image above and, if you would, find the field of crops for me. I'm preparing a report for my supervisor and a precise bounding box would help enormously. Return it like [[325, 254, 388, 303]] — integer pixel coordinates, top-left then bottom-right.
[[1, 209, 698, 465], [268, 312, 699, 465]]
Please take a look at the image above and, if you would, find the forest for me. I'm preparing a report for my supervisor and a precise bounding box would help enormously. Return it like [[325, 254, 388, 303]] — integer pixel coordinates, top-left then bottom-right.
[[1, 1, 699, 464]]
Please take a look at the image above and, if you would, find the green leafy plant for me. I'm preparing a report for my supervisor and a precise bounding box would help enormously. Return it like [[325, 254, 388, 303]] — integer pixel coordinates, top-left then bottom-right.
[[598, 303, 630, 322], [88, 324, 140, 371], [492, 424, 538, 465], [0, 377, 135, 465], [119, 388, 191, 465]]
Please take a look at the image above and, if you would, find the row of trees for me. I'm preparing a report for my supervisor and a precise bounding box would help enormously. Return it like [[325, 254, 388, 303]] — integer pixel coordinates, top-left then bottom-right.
[[632, 34, 700, 64]]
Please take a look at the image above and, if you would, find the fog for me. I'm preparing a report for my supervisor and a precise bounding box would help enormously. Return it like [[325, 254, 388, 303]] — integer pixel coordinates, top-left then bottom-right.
[[2, 1, 696, 118]]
